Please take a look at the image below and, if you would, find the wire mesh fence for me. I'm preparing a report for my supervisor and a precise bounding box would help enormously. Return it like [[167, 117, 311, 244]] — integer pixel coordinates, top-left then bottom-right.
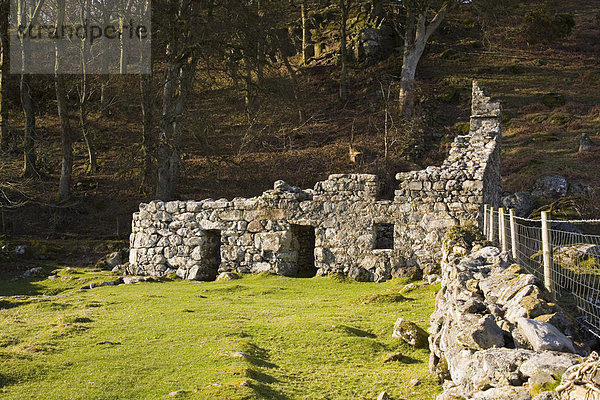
[[482, 204, 600, 337]]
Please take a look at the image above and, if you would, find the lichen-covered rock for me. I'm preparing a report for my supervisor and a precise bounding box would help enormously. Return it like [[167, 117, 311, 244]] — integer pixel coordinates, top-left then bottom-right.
[[519, 351, 579, 379], [470, 386, 531, 400], [531, 175, 568, 198], [516, 318, 576, 353], [392, 317, 428, 348], [457, 314, 506, 350], [348, 266, 371, 282], [216, 272, 240, 281], [430, 228, 585, 400], [532, 392, 559, 400], [502, 192, 535, 217]]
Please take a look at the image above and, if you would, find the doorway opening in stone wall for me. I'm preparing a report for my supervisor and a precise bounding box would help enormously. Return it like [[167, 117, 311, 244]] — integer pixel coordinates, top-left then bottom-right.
[[203, 230, 222, 280], [374, 224, 394, 249], [290, 225, 317, 277]]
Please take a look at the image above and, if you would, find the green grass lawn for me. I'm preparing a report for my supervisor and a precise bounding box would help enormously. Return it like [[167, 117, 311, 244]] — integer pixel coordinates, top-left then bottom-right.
[[0, 270, 440, 399]]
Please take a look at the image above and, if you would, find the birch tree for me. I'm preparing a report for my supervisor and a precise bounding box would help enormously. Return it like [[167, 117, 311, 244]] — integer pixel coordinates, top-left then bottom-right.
[[55, 0, 73, 200], [399, 0, 449, 118], [397, 0, 448, 118]]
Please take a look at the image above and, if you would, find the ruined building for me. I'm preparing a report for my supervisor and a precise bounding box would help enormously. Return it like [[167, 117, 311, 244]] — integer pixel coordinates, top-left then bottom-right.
[[129, 81, 502, 282]]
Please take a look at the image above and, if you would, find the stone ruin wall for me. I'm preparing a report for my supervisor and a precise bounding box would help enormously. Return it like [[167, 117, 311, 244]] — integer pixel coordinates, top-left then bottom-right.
[[128, 81, 503, 282]]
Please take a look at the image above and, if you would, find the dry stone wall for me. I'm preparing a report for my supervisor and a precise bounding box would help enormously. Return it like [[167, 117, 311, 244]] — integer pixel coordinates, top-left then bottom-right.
[[129, 81, 502, 281], [429, 235, 592, 400]]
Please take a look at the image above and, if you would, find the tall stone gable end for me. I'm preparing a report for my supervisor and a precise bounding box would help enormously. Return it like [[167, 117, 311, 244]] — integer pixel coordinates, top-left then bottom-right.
[[129, 81, 502, 282]]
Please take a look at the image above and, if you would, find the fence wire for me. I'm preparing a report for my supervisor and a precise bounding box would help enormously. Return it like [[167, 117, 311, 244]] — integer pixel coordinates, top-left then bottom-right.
[[483, 206, 600, 337]]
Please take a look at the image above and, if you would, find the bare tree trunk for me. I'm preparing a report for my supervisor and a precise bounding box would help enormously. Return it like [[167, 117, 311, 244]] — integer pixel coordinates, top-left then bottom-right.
[[55, 0, 73, 201], [339, 0, 348, 103], [243, 62, 253, 124], [280, 51, 305, 124], [119, 15, 127, 74], [100, 5, 111, 117], [156, 0, 198, 201], [18, 0, 37, 177], [398, 3, 416, 118], [301, 2, 309, 65], [0, 0, 8, 150], [20, 73, 37, 177], [156, 49, 178, 201], [80, 0, 96, 173], [398, 3, 446, 118], [256, 0, 264, 85], [139, 0, 153, 192], [139, 73, 153, 191]]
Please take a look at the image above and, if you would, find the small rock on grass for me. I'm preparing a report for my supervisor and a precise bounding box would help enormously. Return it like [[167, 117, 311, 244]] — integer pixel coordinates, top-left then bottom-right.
[[216, 272, 240, 281], [221, 351, 250, 359], [409, 378, 421, 387], [392, 317, 429, 348], [168, 390, 186, 397], [376, 391, 389, 400], [382, 352, 405, 363]]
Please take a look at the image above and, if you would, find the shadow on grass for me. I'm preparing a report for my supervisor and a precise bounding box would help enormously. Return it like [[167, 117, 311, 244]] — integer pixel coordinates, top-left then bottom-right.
[[250, 380, 291, 400], [0, 372, 14, 388], [0, 276, 53, 297], [233, 342, 279, 369], [397, 354, 421, 364], [247, 368, 278, 385], [334, 325, 377, 338]]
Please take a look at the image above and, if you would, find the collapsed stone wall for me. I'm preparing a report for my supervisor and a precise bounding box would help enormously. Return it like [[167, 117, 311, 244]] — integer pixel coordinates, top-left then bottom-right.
[[429, 235, 592, 400], [129, 81, 502, 281]]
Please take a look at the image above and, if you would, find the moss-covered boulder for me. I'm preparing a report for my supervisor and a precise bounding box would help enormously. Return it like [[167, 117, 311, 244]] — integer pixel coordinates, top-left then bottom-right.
[[392, 317, 429, 348]]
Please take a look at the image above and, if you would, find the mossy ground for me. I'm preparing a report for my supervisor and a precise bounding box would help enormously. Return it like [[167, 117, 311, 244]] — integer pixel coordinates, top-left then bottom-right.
[[0, 272, 440, 399]]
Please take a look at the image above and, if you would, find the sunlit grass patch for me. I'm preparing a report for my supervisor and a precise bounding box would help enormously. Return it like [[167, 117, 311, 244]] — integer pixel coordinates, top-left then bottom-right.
[[0, 273, 441, 399]]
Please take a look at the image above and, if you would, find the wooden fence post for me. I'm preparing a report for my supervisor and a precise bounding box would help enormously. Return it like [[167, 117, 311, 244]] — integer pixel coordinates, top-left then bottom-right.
[[509, 209, 518, 260], [483, 204, 488, 237], [541, 211, 552, 293], [489, 207, 495, 242], [499, 208, 506, 252]]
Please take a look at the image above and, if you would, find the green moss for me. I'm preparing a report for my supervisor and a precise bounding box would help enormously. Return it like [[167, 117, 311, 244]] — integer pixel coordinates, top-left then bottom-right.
[[542, 93, 566, 108], [530, 374, 562, 396], [361, 293, 406, 304], [548, 113, 571, 125], [327, 271, 348, 282], [531, 114, 548, 124], [445, 223, 485, 248]]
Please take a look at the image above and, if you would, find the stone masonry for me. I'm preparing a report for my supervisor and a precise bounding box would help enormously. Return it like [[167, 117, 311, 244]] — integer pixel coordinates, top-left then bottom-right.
[[429, 232, 590, 400], [129, 81, 502, 282]]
